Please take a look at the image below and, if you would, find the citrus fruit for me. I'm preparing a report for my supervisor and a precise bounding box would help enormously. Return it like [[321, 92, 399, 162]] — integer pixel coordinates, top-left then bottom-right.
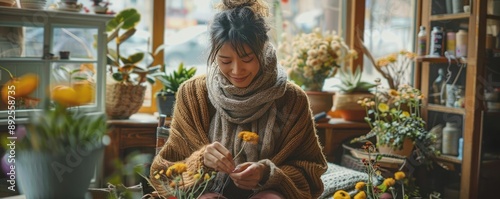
[[1, 73, 39, 102], [51, 85, 79, 107]]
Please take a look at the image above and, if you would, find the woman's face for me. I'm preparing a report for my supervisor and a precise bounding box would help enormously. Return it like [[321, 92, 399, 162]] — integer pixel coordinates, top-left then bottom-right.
[[217, 42, 260, 88]]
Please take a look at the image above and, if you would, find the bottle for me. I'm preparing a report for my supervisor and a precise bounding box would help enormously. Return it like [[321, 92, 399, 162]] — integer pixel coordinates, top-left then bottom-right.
[[458, 138, 464, 160], [456, 29, 468, 57], [432, 68, 446, 104], [417, 26, 427, 56], [442, 122, 461, 156], [452, 0, 463, 13], [430, 26, 444, 57], [446, 31, 456, 56]]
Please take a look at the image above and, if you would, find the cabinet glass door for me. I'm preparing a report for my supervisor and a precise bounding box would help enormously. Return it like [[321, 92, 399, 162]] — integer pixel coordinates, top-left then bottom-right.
[[0, 25, 44, 58], [51, 27, 98, 59]]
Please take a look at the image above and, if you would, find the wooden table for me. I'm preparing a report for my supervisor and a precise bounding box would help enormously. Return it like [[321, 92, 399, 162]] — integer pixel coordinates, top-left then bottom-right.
[[316, 118, 371, 163], [103, 114, 159, 181]]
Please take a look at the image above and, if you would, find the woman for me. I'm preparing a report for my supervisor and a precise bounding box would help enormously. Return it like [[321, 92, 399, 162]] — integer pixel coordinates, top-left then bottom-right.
[[150, 0, 327, 198]]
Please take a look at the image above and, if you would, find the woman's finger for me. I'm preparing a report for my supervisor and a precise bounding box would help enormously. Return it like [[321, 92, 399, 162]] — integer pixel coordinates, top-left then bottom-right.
[[204, 142, 235, 173]]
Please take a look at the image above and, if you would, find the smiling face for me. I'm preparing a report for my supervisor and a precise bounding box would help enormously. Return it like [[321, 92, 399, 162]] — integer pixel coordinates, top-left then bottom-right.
[[217, 42, 260, 88]]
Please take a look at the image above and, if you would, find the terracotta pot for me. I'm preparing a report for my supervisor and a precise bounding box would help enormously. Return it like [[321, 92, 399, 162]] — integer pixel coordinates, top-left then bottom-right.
[[332, 92, 373, 122], [337, 110, 367, 122], [377, 136, 414, 157], [305, 91, 335, 115]]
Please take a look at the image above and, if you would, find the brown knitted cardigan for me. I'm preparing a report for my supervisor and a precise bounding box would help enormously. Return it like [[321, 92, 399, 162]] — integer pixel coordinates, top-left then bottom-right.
[[150, 75, 327, 199]]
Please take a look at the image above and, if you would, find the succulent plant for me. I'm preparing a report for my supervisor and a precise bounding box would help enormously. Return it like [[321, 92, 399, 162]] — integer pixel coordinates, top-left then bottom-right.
[[153, 62, 197, 94], [334, 67, 376, 93]]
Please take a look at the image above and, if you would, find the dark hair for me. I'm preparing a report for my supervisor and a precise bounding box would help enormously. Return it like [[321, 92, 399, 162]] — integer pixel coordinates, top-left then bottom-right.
[[207, 6, 270, 67]]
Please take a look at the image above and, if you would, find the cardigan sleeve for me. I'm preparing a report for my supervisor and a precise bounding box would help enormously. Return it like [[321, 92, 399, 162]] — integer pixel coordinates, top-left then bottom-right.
[[254, 83, 328, 199], [149, 76, 214, 196]]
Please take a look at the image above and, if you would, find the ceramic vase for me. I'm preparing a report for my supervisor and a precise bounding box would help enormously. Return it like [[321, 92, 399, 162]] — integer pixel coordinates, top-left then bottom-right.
[[17, 146, 104, 199]]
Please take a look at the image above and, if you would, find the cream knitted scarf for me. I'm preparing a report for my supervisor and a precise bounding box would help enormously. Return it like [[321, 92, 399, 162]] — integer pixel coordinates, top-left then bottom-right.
[[206, 43, 287, 190]]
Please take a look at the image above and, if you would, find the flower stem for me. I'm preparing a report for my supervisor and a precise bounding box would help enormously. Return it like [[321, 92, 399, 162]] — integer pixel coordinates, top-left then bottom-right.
[[233, 142, 246, 161], [0, 65, 14, 79]]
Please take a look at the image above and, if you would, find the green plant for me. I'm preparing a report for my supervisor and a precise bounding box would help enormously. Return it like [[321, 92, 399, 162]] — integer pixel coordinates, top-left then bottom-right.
[[16, 99, 107, 154], [106, 8, 160, 85], [352, 81, 438, 160], [106, 152, 152, 199], [333, 67, 376, 93], [333, 141, 417, 199], [153, 62, 197, 94]]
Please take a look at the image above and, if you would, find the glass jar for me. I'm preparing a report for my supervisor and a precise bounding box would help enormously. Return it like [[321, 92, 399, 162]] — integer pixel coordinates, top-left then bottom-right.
[[442, 122, 461, 156]]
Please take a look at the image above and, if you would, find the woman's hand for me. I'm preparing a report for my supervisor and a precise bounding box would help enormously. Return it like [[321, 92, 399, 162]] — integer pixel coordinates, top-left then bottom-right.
[[229, 162, 267, 190], [203, 142, 235, 173]]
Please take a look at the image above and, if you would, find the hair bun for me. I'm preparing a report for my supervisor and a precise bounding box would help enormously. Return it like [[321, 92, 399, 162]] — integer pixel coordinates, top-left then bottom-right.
[[216, 0, 270, 18]]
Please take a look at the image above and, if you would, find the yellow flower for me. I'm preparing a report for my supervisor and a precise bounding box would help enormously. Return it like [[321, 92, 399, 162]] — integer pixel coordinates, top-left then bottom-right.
[[376, 58, 389, 67], [154, 174, 160, 179], [401, 111, 410, 118], [166, 168, 173, 177], [389, 89, 399, 97], [394, 171, 406, 180], [383, 178, 396, 187], [386, 53, 397, 62], [238, 131, 259, 144], [173, 163, 188, 174], [204, 173, 211, 181], [193, 173, 201, 180], [353, 191, 366, 199], [333, 190, 351, 199], [378, 103, 389, 112], [355, 182, 366, 190]]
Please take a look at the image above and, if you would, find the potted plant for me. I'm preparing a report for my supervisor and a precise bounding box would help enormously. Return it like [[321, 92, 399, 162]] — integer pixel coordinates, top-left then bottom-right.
[[331, 67, 376, 121], [279, 28, 357, 114], [152, 62, 196, 117], [91, 0, 110, 14], [105, 8, 160, 119], [352, 81, 438, 159], [5, 92, 107, 198]]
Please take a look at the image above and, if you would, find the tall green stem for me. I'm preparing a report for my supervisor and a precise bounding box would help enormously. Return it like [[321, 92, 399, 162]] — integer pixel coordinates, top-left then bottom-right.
[[0, 65, 14, 79]]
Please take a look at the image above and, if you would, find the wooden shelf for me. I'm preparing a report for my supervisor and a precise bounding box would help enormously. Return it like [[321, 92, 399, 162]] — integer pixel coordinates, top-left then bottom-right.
[[486, 110, 500, 117], [436, 154, 462, 164], [430, 12, 470, 21], [416, 56, 467, 64], [0, 57, 97, 62], [50, 58, 98, 63], [427, 104, 465, 115], [486, 14, 500, 21]]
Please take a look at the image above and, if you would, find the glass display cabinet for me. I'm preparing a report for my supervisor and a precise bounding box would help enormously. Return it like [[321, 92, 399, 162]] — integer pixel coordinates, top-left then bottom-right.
[[0, 7, 112, 124]]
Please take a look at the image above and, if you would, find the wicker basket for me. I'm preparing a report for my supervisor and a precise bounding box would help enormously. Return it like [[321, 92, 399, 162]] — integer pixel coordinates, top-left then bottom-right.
[[106, 83, 146, 119]]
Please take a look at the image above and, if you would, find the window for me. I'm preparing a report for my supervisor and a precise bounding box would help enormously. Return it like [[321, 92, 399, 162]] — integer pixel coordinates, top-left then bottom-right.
[[161, 0, 345, 77], [163, 0, 219, 75], [361, 0, 417, 86]]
